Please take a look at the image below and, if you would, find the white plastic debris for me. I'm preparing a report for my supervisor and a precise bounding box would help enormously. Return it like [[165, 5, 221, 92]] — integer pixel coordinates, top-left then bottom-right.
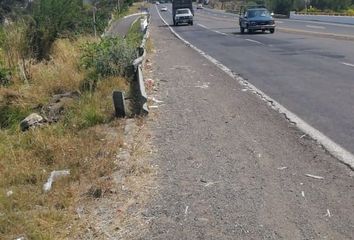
[[15, 237, 26, 240], [204, 181, 220, 187], [300, 134, 307, 139], [184, 206, 189, 216], [301, 191, 305, 198], [195, 82, 209, 89], [43, 170, 70, 192], [277, 167, 287, 170], [305, 174, 324, 180], [6, 190, 13, 197], [325, 209, 331, 217], [149, 97, 163, 103], [149, 105, 159, 109]]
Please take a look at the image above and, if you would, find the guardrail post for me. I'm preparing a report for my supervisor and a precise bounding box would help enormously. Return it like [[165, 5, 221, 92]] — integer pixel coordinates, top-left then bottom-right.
[[113, 91, 126, 117]]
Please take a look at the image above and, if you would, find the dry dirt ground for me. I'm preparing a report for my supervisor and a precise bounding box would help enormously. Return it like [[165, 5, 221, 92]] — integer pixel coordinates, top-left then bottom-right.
[[136, 14, 354, 240]]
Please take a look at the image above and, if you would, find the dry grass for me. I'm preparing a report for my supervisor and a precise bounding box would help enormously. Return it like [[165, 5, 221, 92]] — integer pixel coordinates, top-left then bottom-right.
[[30, 38, 95, 102], [0, 121, 126, 239], [0, 35, 133, 239], [115, 2, 150, 19], [73, 118, 156, 239], [0, 3, 154, 238], [146, 37, 155, 54]]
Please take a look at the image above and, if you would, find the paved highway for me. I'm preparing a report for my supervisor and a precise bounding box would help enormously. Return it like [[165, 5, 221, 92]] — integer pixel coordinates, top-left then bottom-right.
[[196, 6, 354, 37], [154, 4, 354, 155]]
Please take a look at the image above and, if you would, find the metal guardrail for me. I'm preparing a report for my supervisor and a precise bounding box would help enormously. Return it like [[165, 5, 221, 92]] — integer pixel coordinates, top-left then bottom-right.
[[113, 14, 150, 117], [290, 11, 354, 25], [295, 12, 354, 17], [133, 15, 150, 115]]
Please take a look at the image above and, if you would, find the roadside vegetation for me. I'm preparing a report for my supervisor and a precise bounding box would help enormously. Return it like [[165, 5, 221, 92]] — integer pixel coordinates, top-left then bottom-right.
[[0, 0, 148, 239], [209, 0, 354, 16]]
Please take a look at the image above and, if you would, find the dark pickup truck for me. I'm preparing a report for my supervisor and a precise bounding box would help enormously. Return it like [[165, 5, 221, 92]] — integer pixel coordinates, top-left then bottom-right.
[[239, 7, 275, 34]]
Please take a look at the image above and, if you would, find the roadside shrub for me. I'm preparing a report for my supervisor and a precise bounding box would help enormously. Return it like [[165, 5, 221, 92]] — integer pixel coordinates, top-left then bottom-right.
[[64, 93, 107, 129], [80, 37, 136, 79], [0, 65, 11, 86], [346, 8, 354, 15], [30, 0, 82, 60], [0, 105, 28, 129], [1, 19, 32, 83], [125, 17, 144, 49]]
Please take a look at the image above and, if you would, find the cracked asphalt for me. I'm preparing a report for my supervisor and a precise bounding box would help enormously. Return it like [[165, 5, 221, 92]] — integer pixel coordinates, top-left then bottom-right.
[[139, 11, 354, 240]]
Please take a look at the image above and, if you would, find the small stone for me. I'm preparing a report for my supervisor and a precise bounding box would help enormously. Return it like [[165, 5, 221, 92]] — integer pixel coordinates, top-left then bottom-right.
[[20, 113, 47, 131]]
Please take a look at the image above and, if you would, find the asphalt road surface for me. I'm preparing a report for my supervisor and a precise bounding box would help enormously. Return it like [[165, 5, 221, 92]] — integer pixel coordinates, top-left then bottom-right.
[[156, 4, 354, 155], [105, 14, 141, 37], [198, 6, 354, 37], [140, 9, 354, 239]]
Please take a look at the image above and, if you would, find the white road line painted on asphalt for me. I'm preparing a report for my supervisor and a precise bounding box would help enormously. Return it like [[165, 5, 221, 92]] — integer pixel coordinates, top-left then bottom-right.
[[197, 23, 227, 36], [341, 62, 354, 67], [306, 25, 326, 29], [215, 30, 227, 35], [245, 39, 264, 45], [196, 12, 236, 22], [277, 27, 354, 40], [197, 23, 208, 29], [156, 5, 354, 169]]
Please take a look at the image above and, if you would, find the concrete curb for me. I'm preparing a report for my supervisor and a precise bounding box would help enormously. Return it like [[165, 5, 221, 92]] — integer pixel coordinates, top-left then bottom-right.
[[155, 5, 354, 169]]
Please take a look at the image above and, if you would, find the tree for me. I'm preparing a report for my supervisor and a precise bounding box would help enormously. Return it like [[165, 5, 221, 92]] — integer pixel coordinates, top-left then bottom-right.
[[266, 0, 294, 15], [311, 0, 352, 10], [30, 0, 82, 59], [0, 0, 29, 22]]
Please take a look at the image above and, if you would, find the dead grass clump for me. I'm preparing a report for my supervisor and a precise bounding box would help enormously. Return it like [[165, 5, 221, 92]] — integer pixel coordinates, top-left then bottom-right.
[[64, 76, 129, 130], [30, 38, 87, 101], [146, 37, 155, 54], [0, 5, 148, 238], [0, 121, 125, 239]]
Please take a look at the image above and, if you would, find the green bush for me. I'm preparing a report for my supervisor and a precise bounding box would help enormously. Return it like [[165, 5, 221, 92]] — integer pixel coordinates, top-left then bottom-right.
[[0, 105, 28, 129], [30, 0, 82, 59], [125, 18, 144, 49], [80, 37, 136, 79], [0, 65, 11, 86], [346, 8, 354, 15]]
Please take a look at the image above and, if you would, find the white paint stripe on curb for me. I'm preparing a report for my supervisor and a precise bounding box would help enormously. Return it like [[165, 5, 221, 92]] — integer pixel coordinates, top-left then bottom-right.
[[155, 5, 354, 170]]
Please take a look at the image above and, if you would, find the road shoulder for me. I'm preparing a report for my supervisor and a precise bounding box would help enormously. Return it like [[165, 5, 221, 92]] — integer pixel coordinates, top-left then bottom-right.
[[140, 10, 354, 240]]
